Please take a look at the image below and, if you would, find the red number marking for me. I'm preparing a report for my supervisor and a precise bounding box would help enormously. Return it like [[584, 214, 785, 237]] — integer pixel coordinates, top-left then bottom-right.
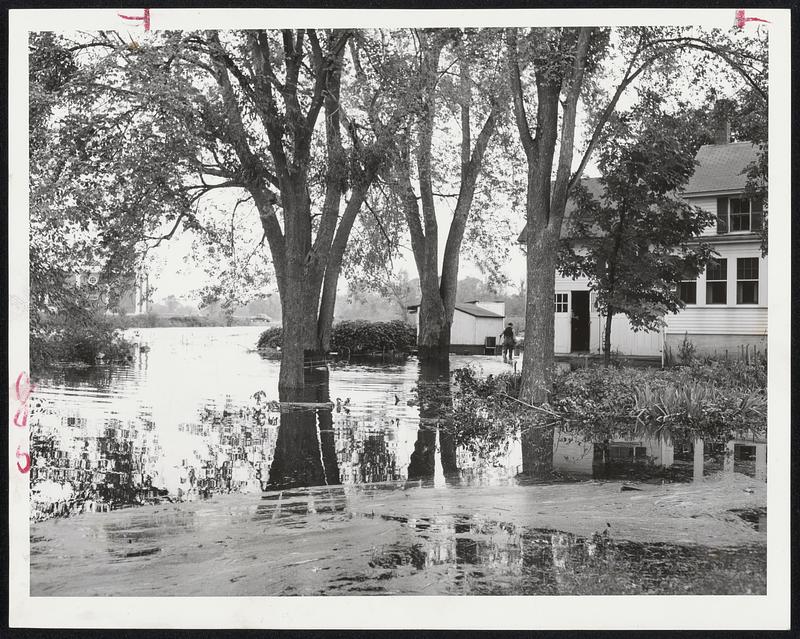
[[13, 371, 34, 427], [735, 9, 770, 29], [13, 405, 28, 428], [118, 8, 151, 31], [15, 371, 35, 404], [16, 447, 31, 474]]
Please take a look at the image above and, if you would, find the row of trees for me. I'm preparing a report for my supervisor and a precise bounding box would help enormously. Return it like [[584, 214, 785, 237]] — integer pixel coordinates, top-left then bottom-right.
[[31, 27, 767, 447]]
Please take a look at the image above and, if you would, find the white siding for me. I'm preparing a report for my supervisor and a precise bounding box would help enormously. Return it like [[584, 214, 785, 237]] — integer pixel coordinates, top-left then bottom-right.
[[690, 194, 721, 237], [450, 312, 504, 346], [554, 275, 661, 356], [450, 309, 476, 345], [668, 242, 767, 335], [595, 315, 663, 356], [554, 237, 768, 353], [665, 306, 768, 335], [474, 316, 505, 346]]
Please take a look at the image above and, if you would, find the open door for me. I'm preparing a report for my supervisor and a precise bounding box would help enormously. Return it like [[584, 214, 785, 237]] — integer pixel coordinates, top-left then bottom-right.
[[570, 291, 590, 352]]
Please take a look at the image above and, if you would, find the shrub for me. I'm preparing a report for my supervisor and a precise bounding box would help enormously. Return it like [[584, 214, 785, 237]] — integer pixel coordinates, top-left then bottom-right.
[[31, 312, 135, 372], [256, 326, 283, 350], [330, 320, 416, 355], [447, 359, 767, 459], [256, 320, 417, 355]]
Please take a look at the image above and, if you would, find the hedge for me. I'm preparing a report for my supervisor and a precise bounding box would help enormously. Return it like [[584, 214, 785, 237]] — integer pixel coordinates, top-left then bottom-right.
[[257, 320, 417, 355]]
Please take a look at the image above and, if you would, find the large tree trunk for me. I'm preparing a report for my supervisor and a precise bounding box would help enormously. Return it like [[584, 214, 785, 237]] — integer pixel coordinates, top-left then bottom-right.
[[417, 271, 450, 362], [507, 29, 591, 429], [519, 222, 559, 477], [520, 226, 560, 405], [279, 186, 316, 391]]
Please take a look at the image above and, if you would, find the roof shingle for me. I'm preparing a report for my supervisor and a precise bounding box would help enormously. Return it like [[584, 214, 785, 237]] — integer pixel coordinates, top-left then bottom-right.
[[682, 142, 758, 195]]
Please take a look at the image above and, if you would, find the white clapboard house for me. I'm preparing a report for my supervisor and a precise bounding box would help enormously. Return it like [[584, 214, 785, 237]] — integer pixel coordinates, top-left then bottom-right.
[[406, 300, 506, 355], [519, 126, 766, 360]]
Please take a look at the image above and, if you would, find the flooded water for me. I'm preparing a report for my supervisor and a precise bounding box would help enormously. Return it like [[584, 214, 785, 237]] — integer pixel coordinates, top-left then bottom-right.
[[28, 327, 767, 596], [29, 327, 522, 515]]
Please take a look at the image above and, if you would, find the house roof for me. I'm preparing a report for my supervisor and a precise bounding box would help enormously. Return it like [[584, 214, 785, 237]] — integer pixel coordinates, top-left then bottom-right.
[[682, 142, 758, 195], [406, 301, 505, 318], [518, 142, 760, 242]]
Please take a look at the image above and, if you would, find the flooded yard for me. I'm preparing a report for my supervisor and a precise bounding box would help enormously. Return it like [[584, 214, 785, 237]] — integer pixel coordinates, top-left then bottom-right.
[[28, 327, 767, 596], [30, 475, 766, 596]]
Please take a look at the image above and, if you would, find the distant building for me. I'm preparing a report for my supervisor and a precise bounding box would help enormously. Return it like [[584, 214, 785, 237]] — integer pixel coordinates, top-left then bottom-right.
[[70, 265, 150, 315], [406, 300, 506, 355]]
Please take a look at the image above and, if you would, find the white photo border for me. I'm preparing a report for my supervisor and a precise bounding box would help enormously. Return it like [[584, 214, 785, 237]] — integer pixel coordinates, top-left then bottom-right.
[[8, 7, 792, 630]]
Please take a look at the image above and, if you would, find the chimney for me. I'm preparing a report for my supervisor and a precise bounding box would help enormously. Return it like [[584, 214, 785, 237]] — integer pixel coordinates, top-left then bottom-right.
[[713, 99, 733, 145]]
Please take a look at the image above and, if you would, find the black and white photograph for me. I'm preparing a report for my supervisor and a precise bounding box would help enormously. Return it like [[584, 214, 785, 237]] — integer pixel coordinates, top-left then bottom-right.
[[7, 6, 791, 630]]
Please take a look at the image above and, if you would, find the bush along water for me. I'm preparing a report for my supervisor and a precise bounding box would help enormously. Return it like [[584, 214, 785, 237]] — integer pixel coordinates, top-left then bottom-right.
[[447, 358, 766, 470], [31, 311, 135, 372], [257, 320, 416, 356]]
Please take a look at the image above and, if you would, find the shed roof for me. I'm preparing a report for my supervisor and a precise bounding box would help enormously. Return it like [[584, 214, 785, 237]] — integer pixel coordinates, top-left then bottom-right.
[[454, 302, 504, 318], [406, 301, 504, 318], [682, 142, 758, 195]]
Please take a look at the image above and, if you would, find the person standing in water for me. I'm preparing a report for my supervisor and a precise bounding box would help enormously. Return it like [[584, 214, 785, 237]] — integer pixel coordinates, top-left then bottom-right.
[[500, 322, 516, 363]]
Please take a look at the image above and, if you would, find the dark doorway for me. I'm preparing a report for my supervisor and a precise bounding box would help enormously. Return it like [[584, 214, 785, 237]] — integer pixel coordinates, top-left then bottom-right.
[[570, 291, 590, 352]]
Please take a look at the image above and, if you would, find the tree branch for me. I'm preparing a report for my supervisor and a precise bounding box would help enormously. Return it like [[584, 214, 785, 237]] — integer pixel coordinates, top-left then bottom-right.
[[506, 29, 535, 161]]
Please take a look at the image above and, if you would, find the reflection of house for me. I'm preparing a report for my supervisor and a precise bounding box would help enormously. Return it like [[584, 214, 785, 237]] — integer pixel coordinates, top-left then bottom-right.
[[553, 429, 674, 476], [519, 110, 767, 358], [406, 300, 506, 355]]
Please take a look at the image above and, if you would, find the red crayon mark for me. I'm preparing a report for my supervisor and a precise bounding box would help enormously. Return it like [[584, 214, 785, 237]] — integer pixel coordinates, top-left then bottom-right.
[[13, 405, 28, 428], [16, 447, 31, 474], [118, 8, 151, 31], [15, 371, 35, 404], [735, 9, 770, 29], [13, 371, 34, 427]]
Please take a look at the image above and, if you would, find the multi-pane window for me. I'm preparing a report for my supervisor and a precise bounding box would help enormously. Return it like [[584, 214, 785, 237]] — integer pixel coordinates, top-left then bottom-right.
[[554, 293, 569, 313], [736, 258, 759, 304], [678, 281, 697, 304], [717, 197, 763, 233], [706, 258, 728, 304]]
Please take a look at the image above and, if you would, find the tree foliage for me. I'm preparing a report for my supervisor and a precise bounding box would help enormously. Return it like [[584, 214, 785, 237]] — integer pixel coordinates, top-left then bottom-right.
[[30, 29, 417, 389], [558, 94, 716, 363]]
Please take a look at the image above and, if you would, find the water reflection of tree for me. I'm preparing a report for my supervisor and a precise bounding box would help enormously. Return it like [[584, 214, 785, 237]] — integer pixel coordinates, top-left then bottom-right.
[[407, 360, 458, 482], [266, 368, 340, 490]]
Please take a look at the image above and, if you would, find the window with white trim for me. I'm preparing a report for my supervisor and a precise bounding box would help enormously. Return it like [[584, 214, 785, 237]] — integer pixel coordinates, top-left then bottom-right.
[[716, 197, 763, 234], [554, 293, 569, 313], [736, 257, 759, 304], [706, 258, 727, 305]]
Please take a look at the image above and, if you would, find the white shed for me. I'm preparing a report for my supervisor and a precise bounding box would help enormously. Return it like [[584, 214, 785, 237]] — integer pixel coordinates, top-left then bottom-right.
[[407, 300, 506, 354]]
